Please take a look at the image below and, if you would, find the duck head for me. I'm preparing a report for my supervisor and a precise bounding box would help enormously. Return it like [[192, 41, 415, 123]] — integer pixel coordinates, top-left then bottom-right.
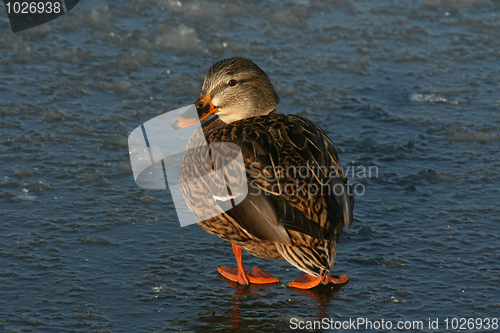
[[173, 58, 280, 128]]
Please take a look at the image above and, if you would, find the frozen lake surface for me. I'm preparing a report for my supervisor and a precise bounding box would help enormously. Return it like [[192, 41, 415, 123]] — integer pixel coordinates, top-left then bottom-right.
[[1, 0, 500, 332]]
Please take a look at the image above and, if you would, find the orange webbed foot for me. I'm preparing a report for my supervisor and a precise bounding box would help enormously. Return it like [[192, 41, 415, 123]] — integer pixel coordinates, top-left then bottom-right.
[[218, 244, 281, 285], [218, 266, 280, 285], [288, 274, 349, 289]]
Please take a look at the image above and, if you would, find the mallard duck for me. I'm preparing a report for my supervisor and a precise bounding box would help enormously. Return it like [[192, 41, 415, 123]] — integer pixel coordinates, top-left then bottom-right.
[[173, 58, 354, 289]]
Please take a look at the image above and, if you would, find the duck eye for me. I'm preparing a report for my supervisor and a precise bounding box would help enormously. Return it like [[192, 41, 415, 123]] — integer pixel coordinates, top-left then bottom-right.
[[228, 79, 237, 86]]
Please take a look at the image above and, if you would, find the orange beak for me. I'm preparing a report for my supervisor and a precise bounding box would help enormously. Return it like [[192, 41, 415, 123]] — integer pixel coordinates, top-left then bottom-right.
[[172, 93, 218, 129]]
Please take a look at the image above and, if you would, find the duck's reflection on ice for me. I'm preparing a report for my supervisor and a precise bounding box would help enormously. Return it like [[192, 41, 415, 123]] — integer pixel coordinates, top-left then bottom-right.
[[219, 278, 348, 331]]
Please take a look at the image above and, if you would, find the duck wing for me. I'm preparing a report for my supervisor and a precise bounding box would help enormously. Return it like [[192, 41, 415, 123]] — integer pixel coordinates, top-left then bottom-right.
[[282, 115, 354, 231], [226, 183, 333, 246], [202, 114, 353, 243]]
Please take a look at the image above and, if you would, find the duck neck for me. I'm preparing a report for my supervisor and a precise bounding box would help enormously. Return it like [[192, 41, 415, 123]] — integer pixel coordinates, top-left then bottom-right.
[[217, 108, 278, 124]]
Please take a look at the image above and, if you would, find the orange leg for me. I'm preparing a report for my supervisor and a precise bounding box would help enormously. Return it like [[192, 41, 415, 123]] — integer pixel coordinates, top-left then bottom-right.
[[218, 244, 280, 285], [288, 273, 349, 289]]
